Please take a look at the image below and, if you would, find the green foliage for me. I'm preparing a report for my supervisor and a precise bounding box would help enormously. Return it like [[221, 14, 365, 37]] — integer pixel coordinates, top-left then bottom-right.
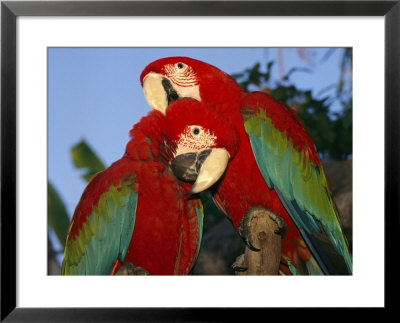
[[48, 181, 70, 248], [71, 140, 106, 182], [330, 99, 352, 160], [231, 61, 274, 92], [231, 55, 352, 161]]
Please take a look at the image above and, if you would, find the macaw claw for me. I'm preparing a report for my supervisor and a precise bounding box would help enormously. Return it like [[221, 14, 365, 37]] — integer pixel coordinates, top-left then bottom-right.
[[268, 211, 287, 236], [115, 262, 149, 275], [238, 210, 261, 252], [246, 241, 261, 252], [231, 254, 248, 272], [232, 265, 248, 272]]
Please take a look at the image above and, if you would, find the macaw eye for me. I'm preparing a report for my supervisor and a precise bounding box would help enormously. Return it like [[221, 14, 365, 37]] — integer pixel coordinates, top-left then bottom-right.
[[192, 127, 200, 135], [177, 63, 185, 69]]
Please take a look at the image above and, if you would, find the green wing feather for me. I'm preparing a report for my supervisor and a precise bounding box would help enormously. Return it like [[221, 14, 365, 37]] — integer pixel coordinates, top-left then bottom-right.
[[194, 202, 204, 259], [61, 173, 138, 275], [242, 106, 352, 275]]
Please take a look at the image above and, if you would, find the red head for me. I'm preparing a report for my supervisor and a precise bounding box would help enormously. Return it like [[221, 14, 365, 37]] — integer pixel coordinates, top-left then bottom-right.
[[126, 98, 239, 194], [164, 98, 239, 158], [140, 56, 244, 116], [164, 98, 239, 194], [140, 57, 207, 86]]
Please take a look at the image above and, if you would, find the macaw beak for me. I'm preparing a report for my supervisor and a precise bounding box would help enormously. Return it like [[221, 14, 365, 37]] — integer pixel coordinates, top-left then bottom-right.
[[142, 73, 178, 114], [171, 148, 230, 194]]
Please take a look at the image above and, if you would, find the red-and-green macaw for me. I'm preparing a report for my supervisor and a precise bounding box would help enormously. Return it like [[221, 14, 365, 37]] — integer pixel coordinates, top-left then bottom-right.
[[61, 99, 237, 275], [140, 56, 352, 275]]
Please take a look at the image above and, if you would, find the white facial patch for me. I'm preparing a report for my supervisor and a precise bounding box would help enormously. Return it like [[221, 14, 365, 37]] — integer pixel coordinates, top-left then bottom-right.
[[175, 125, 217, 156], [164, 63, 201, 102], [175, 83, 201, 102]]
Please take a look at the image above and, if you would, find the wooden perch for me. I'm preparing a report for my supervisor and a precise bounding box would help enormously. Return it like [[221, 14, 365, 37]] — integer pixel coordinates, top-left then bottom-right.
[[233, 207, 285, 275]]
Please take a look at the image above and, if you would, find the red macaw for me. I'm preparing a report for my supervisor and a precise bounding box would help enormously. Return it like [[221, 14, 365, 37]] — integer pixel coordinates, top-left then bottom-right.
[[61, 99, 237, 275], [140, 56, 352, 275]]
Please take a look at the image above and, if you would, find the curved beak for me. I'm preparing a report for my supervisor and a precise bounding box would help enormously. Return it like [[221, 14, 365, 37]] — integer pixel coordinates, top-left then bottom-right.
[[142, 73, 178, 114], [171, 148, 230, 194]]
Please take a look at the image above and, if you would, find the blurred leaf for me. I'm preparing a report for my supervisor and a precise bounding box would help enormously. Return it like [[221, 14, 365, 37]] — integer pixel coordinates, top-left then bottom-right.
[[246, 63, 262, 87], [266, 61, 274, 72], [71, 140, 106, 182], [320, 48, 337, 63], [239, 81, 250, 92], [230, 73, 243, 81], [263, 61, 274, 82], [283, 67, 313, 81], [233, 61, 275, 92], [48, 181, 70, 248]]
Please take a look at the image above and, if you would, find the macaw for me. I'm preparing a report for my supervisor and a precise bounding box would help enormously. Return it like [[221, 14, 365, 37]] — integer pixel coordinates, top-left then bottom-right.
[[61, 99, 236, 275], [140, 56, 352, 275]]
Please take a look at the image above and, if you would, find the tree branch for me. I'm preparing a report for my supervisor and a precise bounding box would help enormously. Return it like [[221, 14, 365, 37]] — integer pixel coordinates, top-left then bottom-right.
[[233, 207, 284, 275]]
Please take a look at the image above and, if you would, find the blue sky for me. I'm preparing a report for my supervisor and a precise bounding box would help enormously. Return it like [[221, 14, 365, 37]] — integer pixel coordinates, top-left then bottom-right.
[[48, 47, 350, 249]]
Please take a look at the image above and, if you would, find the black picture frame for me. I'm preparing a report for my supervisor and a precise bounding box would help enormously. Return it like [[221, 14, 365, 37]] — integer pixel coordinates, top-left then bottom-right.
[[1, 1, 398, 321]]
